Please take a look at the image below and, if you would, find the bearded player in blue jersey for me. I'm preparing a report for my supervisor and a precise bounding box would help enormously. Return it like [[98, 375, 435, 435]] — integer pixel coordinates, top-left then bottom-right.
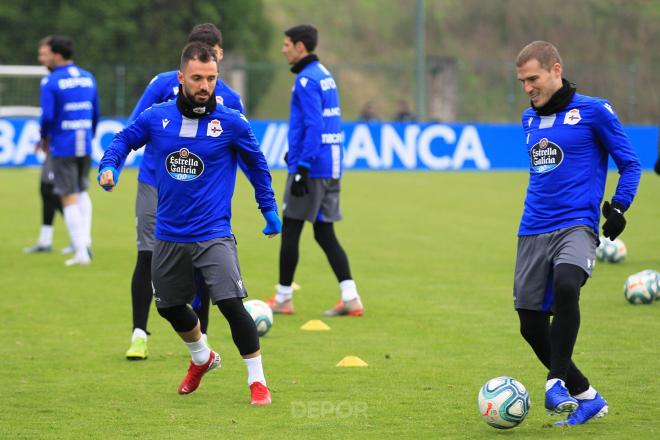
[[124, 24, 245, 361], [98, 43, 280, 405], [513, 41, 641, 426], [267, 25, 364, 317]]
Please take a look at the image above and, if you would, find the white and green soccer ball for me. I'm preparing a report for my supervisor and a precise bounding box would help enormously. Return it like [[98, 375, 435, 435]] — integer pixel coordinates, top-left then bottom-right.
[[243, 299, 274, 336], [623, 271, 657, 304], [477, 376, 530, 429], [638, 270, 660, 301], [596, 236, 627, 263]]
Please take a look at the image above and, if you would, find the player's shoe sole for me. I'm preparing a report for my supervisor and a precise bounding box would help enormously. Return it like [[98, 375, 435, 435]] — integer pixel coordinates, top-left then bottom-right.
[[323, 298, 364, 317], [545, 381, 578, 415], [23, 244, 52, 254], [266, 295, 294, 314], [65, 255, 91, 266], [126, 337, 148, 360], [554, 393, 608, 426]]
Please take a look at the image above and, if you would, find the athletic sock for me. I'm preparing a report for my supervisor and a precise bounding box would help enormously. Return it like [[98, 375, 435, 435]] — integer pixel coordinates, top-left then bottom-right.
[[546, 378, 565, 391], [185, 338, 211, 365], [243, 355, 266, 385], [77, 191, 92, 248], [132, 328, 147, 342], [573, 386, 597, 400], [38, 225, 53, 246], [276, 284, 293, 303], [63, 204, 86, 256], [339, 279, 358, 302]]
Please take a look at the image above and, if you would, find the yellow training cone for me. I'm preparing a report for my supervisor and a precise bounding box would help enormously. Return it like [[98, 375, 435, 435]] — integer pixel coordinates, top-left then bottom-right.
[[300, 320, 331, 331], [336, 356, 368, 367]]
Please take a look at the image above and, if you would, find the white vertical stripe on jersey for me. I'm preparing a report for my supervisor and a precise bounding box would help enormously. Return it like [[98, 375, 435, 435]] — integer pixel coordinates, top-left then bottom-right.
[[539, 115, 556, 129], [75, 129, 85, 156], [179, 117, 198, 138], [331, 144, 341, 178]]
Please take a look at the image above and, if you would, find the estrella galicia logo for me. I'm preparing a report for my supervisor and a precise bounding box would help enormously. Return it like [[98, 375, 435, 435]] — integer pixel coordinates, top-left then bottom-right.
[[166, 148, 204, 181], [530, 138, 563, 173]]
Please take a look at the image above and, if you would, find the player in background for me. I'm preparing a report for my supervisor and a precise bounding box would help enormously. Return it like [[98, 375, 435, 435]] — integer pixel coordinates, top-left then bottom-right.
[[125, 23, 244, 360], [513, 41, 640, 426], [23, 149, 64, 254], [99, 42, 280, 404], [38, 35, 99, 266], [267, 24, 364, 317]]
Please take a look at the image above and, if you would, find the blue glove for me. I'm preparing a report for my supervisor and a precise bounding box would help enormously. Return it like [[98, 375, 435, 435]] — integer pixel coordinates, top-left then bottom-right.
[[262, 210, 282, 236], [97, 166, 119, 191]]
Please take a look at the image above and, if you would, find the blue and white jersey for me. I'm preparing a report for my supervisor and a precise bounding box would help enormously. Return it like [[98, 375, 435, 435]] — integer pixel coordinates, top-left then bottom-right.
[[519, 93, 641, 236], [128, 70, 244, 186], [39, 64, 100, 157], [100, 101, 277, 242], [288, 60, 343, 178]]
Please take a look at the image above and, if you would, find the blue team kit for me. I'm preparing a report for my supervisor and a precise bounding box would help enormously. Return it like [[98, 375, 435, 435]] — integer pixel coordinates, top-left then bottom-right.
[[39, 64, 100, 157], [287, 59, 343, 178], [518, 93, 641, 237], [100, 101, 277, 242], [127, 70, 244, 186]]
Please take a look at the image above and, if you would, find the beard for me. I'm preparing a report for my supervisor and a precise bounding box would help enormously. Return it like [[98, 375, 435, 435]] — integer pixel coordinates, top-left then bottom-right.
[[181, 83, 210, 105]]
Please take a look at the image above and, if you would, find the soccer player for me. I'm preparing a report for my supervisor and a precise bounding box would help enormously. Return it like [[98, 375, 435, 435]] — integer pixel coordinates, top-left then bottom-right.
[[267, 24, 364, 317], [513, 41, 641, 426], [124, 24, 244, 360], [98, 42, 280, 405], [38, 35, 99, 266], [23, 149, 64, 254]]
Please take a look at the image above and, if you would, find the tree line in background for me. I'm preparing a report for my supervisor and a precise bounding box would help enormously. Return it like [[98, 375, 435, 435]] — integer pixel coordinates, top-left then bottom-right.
[[0, 0, 658, 122], [0, 0, 273, 115]]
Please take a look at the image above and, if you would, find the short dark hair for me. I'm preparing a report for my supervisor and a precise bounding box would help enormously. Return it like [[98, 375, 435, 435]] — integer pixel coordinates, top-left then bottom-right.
[[284, 24, 318, 52], [180, 42, 218, 70], [516, 41, 562, 71], [40, 35, 74, 60], [188, 23, 223, 48]]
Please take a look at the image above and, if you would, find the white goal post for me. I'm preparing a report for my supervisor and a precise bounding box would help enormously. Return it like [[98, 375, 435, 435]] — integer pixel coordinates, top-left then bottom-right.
[[0, 65, 49, 117]]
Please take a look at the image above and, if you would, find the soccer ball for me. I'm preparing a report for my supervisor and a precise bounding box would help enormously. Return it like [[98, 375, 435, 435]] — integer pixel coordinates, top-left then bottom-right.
[[596, 236, 627, 263], [623, 271, 657, 304], [243, 299, 274, 336], [639, 270, 660, 300], [477, 376, 530, 429]]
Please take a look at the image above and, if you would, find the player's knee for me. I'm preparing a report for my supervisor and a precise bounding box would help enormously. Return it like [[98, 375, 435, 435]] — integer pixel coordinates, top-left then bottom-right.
[[216, 297, 249, 320], [157, 304, 198, 332], [313, 221, 335, 245], [216, 298, 259, 355]]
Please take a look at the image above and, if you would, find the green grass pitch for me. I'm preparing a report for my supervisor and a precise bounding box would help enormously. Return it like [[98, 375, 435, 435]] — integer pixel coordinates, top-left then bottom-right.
[[1, 168, 659, 439]]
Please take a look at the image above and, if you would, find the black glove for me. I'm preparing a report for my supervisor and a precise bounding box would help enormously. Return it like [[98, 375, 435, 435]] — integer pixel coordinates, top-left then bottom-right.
[[291, 165, 309, 197], [602, 201, 626, 240], [283, 151, 289, 165], [654, 158, 660, 175]]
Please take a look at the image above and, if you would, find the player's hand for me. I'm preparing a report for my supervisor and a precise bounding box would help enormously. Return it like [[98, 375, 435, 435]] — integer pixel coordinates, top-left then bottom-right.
[[97, 166, 119, 192], [290, 165, 309, 197], [35, 138, 49, 153], [262, 210, 282, 237], [654, 158, 660, 175], [602, 200, 626, 240]]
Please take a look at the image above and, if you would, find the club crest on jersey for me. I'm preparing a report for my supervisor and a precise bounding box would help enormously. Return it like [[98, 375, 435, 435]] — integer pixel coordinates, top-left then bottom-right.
[[530, 137, 564, 173], [215, 95, 224, 105], [166, 148, 204, 181], [207, 119, 223, 137], [563, 108, 581, 125]]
